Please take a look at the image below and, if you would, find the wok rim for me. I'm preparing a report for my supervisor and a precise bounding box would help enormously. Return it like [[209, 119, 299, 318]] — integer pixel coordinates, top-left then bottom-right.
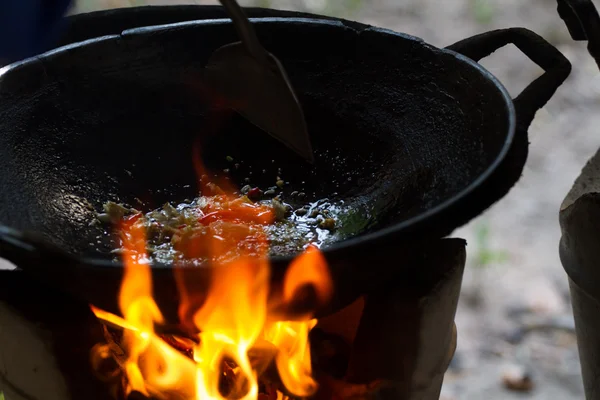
[[0, 17, 516, 269]]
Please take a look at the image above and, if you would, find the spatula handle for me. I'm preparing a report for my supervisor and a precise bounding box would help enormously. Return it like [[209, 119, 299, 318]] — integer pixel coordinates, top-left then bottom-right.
[[219, 0, 269, 65]]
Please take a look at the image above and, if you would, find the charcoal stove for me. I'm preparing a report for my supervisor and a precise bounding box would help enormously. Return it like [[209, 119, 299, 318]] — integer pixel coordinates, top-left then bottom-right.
[[0, 238, 464, 400], [0, 4, 571, 400]]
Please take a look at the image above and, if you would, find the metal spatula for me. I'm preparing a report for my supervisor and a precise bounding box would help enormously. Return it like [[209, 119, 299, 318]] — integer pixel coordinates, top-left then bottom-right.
[[204, 0, 314, 164]]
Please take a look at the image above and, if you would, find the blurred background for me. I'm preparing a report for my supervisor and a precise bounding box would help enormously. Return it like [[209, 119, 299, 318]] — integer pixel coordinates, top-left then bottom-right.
[[72, 1, 600, 398]]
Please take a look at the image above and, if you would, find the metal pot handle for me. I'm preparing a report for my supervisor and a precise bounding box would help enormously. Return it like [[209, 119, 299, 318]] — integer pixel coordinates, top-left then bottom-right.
[[446, 27, 571, 130]]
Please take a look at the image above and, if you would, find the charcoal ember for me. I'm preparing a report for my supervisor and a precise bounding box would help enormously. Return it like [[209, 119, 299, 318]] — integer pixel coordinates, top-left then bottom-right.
[[219, 357, 280, 399], [219, 359, 239, 397], [257, 393, 276, 400], [159, 334, 194, 359], [249, 344, 301, 399], [249, 342, 277, 377], [90, 342, 122, 385], [102, 326, 129, 366], [97, 324, 293, 399], [219, 356, 289, 400], [104, 324, 124, 345], [310, 328, 351, 379], [258, 383, 279, 400]]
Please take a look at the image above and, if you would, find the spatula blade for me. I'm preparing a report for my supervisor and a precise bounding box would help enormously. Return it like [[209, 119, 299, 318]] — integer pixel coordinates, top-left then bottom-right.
[[204, 42, 314, 164]]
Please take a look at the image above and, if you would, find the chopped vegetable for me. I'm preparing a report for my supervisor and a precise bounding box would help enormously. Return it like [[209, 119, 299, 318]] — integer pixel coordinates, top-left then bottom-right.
[[98, 181, 338, 264], [101, 201, 138, 224], [295, 208, 308, 217], [248, 187, 262, 200], [319, 218, 336, 231], [271, 198, 288, 221]]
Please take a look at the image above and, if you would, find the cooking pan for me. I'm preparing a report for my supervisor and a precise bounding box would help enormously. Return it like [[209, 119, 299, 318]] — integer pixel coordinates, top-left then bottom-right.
[[0, 6, 570, 323]]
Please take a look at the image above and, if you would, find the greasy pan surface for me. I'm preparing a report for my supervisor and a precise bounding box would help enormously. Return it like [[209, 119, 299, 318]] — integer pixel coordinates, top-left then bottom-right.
[[0, 7, 570, 319]]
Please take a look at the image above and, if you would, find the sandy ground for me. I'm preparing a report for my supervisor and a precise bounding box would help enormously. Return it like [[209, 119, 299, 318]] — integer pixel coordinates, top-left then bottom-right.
[[14, 0, 600, 398]]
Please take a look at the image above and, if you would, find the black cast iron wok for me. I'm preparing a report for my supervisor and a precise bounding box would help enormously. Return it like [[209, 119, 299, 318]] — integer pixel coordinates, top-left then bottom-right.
[[0, 6, 570, 323]]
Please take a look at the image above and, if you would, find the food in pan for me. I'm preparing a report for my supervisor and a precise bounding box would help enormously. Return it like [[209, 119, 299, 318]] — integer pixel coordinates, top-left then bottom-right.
[[96, 182, 339, 265]]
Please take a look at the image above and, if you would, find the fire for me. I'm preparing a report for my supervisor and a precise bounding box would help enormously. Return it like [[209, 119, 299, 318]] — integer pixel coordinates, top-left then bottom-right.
[[264, 246, 333, 397], [117, 215, 166, 396], [264, 319, 318, 397], [283, 246, 333, 309], [192, 258, 270, 400], [91, 178, 333, 399]]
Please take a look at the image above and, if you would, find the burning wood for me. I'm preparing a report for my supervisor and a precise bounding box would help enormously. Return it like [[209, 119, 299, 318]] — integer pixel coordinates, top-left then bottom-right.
[[96, 321, 290, 399], [93, 316, 394, 400]]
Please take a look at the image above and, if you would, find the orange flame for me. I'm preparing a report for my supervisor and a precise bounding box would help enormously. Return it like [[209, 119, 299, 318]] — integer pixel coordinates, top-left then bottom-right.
[[263, 246, 333, 397], [119, 216, 165, 396], [91, 183, 333, 399], [283, 245, 333, 308], [192, 258, 270, 400], [91, 217, 198, 399], [264, 319, 318, 397]]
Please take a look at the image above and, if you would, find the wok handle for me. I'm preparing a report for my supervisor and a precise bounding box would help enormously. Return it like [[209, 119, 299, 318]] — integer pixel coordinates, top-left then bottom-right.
[[446, 28, 571, 129]]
